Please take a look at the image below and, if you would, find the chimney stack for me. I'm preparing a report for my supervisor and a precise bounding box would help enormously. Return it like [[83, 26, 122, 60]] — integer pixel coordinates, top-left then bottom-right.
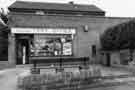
[[69, 1, 74, 5]]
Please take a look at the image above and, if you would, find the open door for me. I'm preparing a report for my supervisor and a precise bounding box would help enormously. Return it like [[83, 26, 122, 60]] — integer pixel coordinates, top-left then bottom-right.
[[16, 39, 29, 65]]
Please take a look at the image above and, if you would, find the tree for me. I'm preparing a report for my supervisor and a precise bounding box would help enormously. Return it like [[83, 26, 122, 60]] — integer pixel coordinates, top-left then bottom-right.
[[0, 8, 8, 24], [100, 20, 135, 61]]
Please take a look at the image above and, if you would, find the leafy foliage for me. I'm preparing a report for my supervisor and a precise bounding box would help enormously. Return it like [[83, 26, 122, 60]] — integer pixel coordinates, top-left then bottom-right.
[[100, 20, 135, 61], [100, 20, 135, 51], [0, 8, 8, 24]]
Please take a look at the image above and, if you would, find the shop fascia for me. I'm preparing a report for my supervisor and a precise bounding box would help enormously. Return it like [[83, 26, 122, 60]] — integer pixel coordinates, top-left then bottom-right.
[[11, 27, 76, 35]]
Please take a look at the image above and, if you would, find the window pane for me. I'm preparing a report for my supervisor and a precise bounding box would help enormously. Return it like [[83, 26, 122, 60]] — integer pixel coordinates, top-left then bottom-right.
[[30, 34, 73, 56], [62, 35, 72, 55]]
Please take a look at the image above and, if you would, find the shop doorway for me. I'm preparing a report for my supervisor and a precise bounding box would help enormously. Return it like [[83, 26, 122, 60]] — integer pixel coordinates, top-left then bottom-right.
[[16, 39, 30, 65]]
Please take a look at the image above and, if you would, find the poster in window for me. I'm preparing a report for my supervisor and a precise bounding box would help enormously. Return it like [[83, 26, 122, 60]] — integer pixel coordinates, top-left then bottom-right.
[[63, 42, 72, 55]]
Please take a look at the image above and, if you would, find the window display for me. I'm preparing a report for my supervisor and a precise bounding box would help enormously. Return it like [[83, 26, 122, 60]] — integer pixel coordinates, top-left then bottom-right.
[[30, 35, 73, 56]]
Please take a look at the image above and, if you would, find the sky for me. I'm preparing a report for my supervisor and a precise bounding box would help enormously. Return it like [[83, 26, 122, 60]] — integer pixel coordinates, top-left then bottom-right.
[[0, 0, 135, 17]]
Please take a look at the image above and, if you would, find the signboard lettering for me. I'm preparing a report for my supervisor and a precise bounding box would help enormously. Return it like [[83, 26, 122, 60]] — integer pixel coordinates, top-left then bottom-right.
[[11, 28, 76, 34]]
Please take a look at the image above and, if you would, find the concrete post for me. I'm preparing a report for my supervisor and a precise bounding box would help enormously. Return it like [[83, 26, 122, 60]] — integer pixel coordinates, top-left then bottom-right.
[[8, 33, 16, 67]]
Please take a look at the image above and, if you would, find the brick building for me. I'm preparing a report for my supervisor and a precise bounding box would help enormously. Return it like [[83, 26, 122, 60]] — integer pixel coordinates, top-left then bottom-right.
[[1, 1, 133, 67]]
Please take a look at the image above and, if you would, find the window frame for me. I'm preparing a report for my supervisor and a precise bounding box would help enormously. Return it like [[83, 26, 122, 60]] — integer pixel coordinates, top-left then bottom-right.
[[30, 34, 74, 57]]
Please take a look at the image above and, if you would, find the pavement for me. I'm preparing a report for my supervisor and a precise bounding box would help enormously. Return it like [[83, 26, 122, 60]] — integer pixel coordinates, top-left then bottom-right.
[[85, 83, 135, 90], [0, 69, 18, 90], [0, 65, 135, 90], [0, 67, 30, 90], [91, 65, 133, 76]]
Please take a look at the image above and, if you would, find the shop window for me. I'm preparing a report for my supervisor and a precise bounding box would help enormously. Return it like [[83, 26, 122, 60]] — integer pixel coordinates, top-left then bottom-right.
[[30, 35, 73, 56]]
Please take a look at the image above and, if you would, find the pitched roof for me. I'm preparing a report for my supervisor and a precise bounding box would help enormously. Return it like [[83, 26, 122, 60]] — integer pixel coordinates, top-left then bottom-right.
[[9, 1, 105, 13]]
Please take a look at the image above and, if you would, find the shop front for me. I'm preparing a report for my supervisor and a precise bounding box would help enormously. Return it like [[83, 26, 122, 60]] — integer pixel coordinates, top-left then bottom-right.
[[11, 27, 76, 65], [7, 1, 132, 67]]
